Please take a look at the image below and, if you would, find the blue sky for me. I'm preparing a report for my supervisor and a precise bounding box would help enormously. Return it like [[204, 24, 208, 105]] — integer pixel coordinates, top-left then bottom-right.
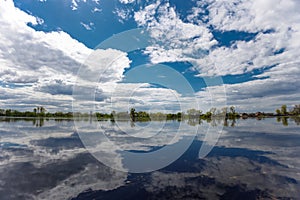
[[0, 0, 299, 112]]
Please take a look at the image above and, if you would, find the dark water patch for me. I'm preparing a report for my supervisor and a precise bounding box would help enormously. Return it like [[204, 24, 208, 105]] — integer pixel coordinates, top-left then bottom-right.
[[220, 185, 270, 200], [1, 119, 300, 199], [0, 142, 27, 149], [223, 129, 300, 147], [208, 146, 287, 168], [0, 153, 105, 199], [73, 172, 271, 200], [72, 183, 149, 200], [161, 139, 206, 173], [30, 132, 84, 150]]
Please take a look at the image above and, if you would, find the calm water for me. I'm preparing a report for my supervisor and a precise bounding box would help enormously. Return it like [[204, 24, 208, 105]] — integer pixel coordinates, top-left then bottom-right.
[[0, 117, 299, 200]]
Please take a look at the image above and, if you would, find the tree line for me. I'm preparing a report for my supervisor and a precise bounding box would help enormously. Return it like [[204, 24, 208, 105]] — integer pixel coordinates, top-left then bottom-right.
[[0, 104, 299, 120], [0, 106, 73, 118], [275, 104, 300, 116]]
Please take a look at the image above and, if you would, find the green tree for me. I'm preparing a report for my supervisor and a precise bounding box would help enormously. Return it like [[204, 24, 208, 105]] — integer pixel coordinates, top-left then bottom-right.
[[177, 112, 182, 121], [230, 106, 236, 114], [130, 108, 136, 121], [40, 107, 46, 114], [39, 107, 46, 117], [0, 109, 5, 116], [281, 105, 287, 115], [187, 109, 202, 118], [221, 107, 228, 115], [137, 111, 150, 121], [210, 107, 217, 116], [276, 109, 281, 115], [227, 106, 238, 119], [5, 109, 12, 116], [291, 104, 300, 115], [111, 111, 116, 117], [282, 117, 289, 126]]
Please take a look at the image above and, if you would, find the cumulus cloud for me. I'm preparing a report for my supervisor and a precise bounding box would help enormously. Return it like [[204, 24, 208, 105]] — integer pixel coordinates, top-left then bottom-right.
[[114, 7, 132, 23], [206, 0, 300, 32], [0, 0, 106, 111], [135, 2, 217, 64], [132, 0, 300, 75], [130, 0, 300, 111], [0, 0, 299, 112], [71, 0, 79, 10], [196, 67, 300, 112], [36, 79, 74, 96], [195, 0, 300, 111]]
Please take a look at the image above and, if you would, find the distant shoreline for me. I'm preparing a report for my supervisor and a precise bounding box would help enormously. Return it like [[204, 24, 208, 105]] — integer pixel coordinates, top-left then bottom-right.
[[1, 115, 299, 128], [0, 115, 298, 121], [1, 104, 299, 122]]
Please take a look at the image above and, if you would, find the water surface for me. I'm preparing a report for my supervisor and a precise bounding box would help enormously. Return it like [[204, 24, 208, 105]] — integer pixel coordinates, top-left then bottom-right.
[[0, 117, 299, 199]]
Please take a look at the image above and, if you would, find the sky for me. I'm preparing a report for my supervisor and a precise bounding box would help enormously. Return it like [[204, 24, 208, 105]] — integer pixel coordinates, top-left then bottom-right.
[[0, 0, 299, 113]]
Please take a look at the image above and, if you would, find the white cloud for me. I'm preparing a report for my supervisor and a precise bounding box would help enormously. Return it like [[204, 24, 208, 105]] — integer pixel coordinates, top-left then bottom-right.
[[92, 0, 101, 5], [114, 8, 132, 23], [195, 0, 300, 110], [130, 0, 300, 111], [196, 62, 300, 113], [36, 16, 44, 25], [73, 48, 134, 112], [134, 2, 217, 64], [35, 78, 75, 96], [1, 0, 299, 112], [0, 1, 143, 112], [190, 0, 300, 76], [71, 0, 79, 10], [119, 0, 136, 4], [134, 1, 161, 25], [133, 0, 300, 76], [186, 1, 208, 24], [207, 0, 300, 32], [0, 0, 93, 110], [80, 22, 94, 30], [83, 48, 131, 83], [92, 7, 102, 13], [71, 0, 100, 11]]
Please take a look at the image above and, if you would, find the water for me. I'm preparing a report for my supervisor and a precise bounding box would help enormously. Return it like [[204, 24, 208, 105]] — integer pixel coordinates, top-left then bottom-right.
[[0, 117, 299, 200]]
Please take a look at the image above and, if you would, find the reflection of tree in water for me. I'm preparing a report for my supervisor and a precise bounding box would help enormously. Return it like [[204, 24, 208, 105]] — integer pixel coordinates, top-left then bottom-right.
[[224, 119, 229, 127], [282, 117, 289, 126], [275, 117, 300, 126], [225, 119, 236, 127], [187, 118, 199, 126], [291, 117, 300, 125], [276, 117, 296, 126], [277, 117, 281, 123], [231, 118, 236, 127], [130, 120, 135, 128], [210, 118, 218, 127], [32, 118, 44, 127], [185, 118, 237, 127]]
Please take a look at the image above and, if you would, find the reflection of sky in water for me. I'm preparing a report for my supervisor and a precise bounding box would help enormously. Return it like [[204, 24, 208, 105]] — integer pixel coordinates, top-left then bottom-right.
[[0, 118, 299, 199]]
